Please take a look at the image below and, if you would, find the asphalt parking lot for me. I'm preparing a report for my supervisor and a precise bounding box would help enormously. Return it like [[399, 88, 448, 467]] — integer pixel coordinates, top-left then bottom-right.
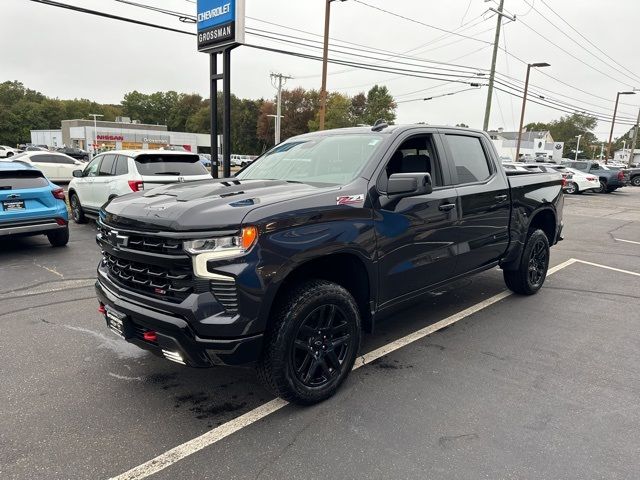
[[1, 188, 639, 480]]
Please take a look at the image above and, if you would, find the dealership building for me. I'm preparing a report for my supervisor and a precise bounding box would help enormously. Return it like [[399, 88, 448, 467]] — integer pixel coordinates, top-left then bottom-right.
[[31, 117, 216, 153]]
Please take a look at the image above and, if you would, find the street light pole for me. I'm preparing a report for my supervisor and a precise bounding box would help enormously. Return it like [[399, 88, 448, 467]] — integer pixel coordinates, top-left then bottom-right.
[[318, 0, 345, 131], [89, 113, 103, 157], [574, 134, 582, 161], [515, 62, 550, 162], [606, 91, 635, 163], [628, 108, 640, 166]]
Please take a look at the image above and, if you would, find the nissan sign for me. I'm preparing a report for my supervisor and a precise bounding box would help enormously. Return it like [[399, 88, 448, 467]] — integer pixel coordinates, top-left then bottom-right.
[[197, 0, 245, 52]]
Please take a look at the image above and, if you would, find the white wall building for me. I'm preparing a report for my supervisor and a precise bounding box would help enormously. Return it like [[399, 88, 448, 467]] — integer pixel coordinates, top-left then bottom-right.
[[30, 129, 64, 148], [488, 129, 563, 161]]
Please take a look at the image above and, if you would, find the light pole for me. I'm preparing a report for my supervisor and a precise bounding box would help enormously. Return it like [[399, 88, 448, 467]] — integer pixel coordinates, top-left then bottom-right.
[[574, 134, 582, 161], [606, 90, 635, 163], [318, 0, 346, 131], [89, 113, 103, 156], [515, 62, 550, 162]]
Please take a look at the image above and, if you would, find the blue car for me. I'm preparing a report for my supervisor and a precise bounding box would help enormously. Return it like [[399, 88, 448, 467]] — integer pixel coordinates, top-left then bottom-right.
[[0, 161, 69, 246]]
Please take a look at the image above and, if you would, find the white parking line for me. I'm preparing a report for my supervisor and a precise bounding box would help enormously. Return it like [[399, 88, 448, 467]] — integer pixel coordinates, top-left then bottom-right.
[[614, 238, 640, 246], [574, 258, 640, 277], [110, 256, 633, 480]]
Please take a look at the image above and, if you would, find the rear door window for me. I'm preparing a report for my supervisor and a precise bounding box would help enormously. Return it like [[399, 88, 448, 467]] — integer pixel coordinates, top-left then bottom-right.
[[0, 171, 49, 190], [134, 154, 208, 176], [446, 135, 492, 184], [99, 154, 116, 176]]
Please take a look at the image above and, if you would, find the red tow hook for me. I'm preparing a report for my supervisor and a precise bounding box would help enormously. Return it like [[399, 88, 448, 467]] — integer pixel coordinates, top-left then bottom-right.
[[98, 304, 106, 314]]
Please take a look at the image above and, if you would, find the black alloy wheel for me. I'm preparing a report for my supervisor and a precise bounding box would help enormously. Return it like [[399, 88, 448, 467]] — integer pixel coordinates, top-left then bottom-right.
[[291, 304, 352, 388], [527, 237, 548, 288], [503, 229, 550, 295], [257, 280, 361, 405]]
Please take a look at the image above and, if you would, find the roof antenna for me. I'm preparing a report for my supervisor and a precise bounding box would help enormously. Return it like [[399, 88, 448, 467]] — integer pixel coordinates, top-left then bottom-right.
[[371, 119, 389, 132]]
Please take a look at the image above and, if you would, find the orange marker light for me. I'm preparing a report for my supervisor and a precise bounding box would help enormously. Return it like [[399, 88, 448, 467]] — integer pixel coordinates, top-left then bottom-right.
[[241, 226, 258, 250]]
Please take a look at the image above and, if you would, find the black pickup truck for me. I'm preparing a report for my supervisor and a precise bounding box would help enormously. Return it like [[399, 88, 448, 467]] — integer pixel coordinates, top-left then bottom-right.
[[95, 124, 563, 404]]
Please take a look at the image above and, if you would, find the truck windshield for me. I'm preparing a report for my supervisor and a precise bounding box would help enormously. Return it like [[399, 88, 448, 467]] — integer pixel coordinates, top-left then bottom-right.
[[236, 134, 384, 186]]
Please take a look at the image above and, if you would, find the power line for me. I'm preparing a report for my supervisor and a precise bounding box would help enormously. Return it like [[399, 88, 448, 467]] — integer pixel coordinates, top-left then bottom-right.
[[351, 0, 493, 46], [29, 0, 197, 35], [516, 16, 636, 87], [535, 0, 640, 84], [396, 86, 482, 104], [26, 0, 638, 126]]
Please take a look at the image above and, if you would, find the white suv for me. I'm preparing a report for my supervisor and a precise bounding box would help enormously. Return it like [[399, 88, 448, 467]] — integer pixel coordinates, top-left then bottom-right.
[[67, 150, 211, 223]]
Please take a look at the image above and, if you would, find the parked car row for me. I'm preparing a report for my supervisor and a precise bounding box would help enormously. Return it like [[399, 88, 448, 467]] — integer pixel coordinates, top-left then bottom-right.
[[68, 150, 211, 223]]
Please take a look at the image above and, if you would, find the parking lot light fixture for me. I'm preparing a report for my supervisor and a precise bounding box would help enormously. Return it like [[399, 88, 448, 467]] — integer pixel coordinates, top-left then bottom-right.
[[89, 113, 103, 157], [515, 62, 550, 162], [606, 91, 636, 163]]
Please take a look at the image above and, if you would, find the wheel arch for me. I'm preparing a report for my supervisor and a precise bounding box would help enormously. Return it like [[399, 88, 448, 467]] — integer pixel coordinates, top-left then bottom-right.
[[528, 207, 557, 244], [264, 251, 375, 334]]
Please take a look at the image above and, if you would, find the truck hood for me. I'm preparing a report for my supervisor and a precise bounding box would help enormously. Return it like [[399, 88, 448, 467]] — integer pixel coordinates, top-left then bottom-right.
[[102, 178, 336, 232]]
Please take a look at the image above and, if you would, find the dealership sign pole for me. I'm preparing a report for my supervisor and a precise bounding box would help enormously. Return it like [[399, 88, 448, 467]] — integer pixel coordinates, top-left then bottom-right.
[[197, 0, 245, 178]]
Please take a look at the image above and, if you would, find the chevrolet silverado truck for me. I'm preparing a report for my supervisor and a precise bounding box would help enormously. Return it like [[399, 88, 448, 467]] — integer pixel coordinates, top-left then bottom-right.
[[95, 124, 564, 404]]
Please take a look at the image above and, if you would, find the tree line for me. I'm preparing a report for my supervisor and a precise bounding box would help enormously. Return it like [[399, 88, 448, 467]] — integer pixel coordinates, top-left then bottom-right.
[[0, 81, 396, 154], [525, 113, 632, 159]]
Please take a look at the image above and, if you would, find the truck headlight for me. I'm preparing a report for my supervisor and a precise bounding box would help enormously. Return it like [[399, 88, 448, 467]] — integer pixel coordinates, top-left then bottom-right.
[[183, 226, 258, 259]]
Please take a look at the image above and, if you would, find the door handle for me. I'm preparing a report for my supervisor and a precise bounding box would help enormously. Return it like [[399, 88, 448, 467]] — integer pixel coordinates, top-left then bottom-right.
[[494, 194, 508, 202], [438, 203, 456, 212]]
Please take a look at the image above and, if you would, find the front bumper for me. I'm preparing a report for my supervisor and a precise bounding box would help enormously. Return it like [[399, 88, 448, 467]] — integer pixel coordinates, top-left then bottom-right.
[[95, 276, 263, 367]]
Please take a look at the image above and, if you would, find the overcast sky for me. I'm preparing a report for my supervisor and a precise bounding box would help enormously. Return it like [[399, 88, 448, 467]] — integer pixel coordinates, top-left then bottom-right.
[[2, 0, 639, 140]]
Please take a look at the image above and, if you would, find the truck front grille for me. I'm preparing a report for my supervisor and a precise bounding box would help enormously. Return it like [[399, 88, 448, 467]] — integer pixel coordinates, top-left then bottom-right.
[[103, 252, 206, 302], [98, 224, 184, 256]]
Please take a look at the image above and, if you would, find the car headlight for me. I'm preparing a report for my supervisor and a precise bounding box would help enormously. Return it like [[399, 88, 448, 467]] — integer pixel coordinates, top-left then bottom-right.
[[183, 226, 258, 259]]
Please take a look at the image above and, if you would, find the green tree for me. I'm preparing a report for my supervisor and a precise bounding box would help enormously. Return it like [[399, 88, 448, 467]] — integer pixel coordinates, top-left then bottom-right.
[[309, 92, 352, 131], [362, 85, 397, 125]]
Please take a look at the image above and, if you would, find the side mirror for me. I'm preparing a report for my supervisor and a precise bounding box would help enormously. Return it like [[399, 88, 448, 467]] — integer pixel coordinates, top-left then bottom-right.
[[72, 169, 83, 178], [387, 172, 432, 197]]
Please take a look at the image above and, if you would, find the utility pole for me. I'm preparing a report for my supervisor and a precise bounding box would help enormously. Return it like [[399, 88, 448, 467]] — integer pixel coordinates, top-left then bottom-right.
[[628, 108, 640, 166], [574, 134, 582, 161], [319, 0, 346, 131], [270, 73, 292, 144], [482, 0, 515, 131]]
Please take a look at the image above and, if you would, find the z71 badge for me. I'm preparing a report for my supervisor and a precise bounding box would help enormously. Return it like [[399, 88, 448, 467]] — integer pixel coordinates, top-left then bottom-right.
[[336, 194, 365, 206]]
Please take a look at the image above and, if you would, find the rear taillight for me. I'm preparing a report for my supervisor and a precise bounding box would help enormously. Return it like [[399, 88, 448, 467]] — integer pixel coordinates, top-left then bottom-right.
[[561, 178, 567, 187], [617, 171, 625, 181], [128, 180, 144, 192], [52, 187, 65, 200], [55, 218, 67, 226]]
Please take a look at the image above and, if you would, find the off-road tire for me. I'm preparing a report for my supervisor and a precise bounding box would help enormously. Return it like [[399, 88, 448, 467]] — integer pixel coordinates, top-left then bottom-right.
[[47, 227, 69, 247], [257, 280, 361, 405], [503, 229, 550, 295]]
